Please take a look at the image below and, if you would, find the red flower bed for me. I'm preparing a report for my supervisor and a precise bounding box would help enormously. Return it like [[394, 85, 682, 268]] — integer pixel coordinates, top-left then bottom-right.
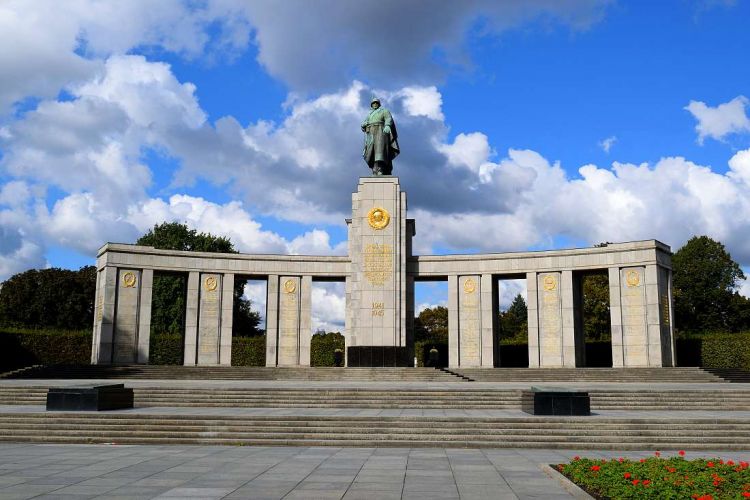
[[557, 452, 750, 499]]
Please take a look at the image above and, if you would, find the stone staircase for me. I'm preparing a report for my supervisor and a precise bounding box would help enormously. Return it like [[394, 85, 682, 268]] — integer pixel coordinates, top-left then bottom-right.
[[452, 367, 728, 383], [0, 412, 748, 450], [3, 386, 750, 411], [1, 365, 463, 382], [3, 365, 740, 383]]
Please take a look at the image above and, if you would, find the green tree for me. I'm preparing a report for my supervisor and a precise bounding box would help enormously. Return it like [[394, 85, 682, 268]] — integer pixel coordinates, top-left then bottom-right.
[[414, 306, 448, 342], [498, 294, 527, 342], [0, 266, 96, 330], [672, 235, 748, 333], [137, 222, 261, 337], [582, 274, 611, 341]]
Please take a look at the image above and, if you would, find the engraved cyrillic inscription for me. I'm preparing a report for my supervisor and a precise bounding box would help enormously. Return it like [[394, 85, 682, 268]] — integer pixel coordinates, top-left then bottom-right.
[[364, 243, 392, 286]]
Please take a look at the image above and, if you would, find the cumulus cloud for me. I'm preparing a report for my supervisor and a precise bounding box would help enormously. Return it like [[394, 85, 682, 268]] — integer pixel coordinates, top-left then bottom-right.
[[0, 0, 253, 113], [685, 96, 750, 144], [312, 282, 345, 334]]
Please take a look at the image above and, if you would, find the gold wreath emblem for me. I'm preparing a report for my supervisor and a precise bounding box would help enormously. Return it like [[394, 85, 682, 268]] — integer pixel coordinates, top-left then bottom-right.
[[367, 207, 390, 230], [543, 275, 557, 291], [626, 270, 640, 287], [463, 278, 476, 294], [284, 279, 297, 294], [122, 272, 137, 288], [204, 276, 218, 292]]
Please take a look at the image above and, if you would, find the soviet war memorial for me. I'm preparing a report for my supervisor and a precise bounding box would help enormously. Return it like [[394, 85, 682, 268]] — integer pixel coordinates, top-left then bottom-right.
[[3, 3, 750, 500]]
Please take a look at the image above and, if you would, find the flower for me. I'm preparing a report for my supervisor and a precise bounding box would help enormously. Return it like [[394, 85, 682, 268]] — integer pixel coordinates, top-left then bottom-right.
[[632, 479, 640, 485], [643, 480, 651, 486], [640, 459, 646, 463], [679, 450, 686, 456], [591, 465, 601, 471], [573, 456, 580, 461], [618, 457, 624, 463], [655, 451, 661, 457], [624, 472, 631, 479], [742, 493, 750, 498], [707, 462, 715, 468]]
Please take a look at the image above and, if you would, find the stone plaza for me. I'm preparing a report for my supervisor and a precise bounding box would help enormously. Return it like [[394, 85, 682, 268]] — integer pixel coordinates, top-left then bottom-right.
[[91, 176, 675, 369]]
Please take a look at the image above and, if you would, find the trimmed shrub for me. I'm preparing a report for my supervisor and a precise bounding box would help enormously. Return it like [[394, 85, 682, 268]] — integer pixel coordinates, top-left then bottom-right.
[[414, 341, 448, 367], [676, 333, 750, 370], [231, 336, 266, 366], [149, 334, 183, 365], [0, 328, 91, 372], [699, 333, 750, 370], [311, 332, 345, 367]]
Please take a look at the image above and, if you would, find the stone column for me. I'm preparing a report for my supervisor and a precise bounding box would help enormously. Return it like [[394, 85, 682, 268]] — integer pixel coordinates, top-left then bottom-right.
[[136, 269, 153, 364], [526, 272, 540, 367], [608, 267, 625, 367], [458, 275, 482, 367], [265, 275, 279, 367], [561, 270, 582, 367], [480, 274, 495, 368], [405, 275, 415, 365], [645, 264, 674, 367], [299, 276, 312, 367], [112, 268, 142, 364], [183, 271, 200, 365], [619, 266, 649, 366], [91, 266, 117, 364], [277, 276, 301, 366], [197, 273, 222, 365], [538, 272, 564, 367], [448, 275, 459, 368], [219, 273, 234, 366]]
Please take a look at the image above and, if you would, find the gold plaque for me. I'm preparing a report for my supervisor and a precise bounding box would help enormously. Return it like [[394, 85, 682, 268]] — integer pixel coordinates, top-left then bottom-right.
[[364, 243, 392, 285], [367, 207, 390, 230], [122, 272, 137, 288], [204, 276, 218, 292], [543, 275, 556, 291], [284, 279, 297, 294], [626, 270, 640, 287], [463, 278, 476, 294]]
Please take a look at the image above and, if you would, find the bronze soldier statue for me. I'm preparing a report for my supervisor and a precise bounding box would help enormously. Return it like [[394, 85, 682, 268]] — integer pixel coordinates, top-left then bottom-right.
[[361, 97, 400, 175]]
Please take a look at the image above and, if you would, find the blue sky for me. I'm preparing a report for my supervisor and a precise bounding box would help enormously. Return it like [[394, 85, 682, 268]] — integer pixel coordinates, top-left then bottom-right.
[[1, 0, 750, 330]]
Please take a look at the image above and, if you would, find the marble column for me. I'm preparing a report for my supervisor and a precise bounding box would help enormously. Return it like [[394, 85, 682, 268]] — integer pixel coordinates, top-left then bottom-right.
[[538, 272, 564, 367], [135, 269, 153, 364], [526, 272, 540, 367], [219, 273, 234, 366], [265, 275, 279, 367]]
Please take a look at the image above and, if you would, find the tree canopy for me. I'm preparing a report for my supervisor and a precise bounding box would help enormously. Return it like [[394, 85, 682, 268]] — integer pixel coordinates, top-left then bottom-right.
[[138, 222, 262, 337], [414, 305, 448, 342], [673, 235, 749, 334], [0, 266, 96, 330]]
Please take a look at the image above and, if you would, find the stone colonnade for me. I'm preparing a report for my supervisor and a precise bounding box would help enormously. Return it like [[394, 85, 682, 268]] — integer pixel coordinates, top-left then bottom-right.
[[92, 240, 675, 368]]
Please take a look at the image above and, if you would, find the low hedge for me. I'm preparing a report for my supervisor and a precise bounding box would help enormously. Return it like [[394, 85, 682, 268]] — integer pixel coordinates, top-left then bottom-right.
[[231, 336, 266, 366], [0, 328, 91, 372], [311, 332, 345, 367], [677, 333, 750, 370], [149, 333, 183, 365]]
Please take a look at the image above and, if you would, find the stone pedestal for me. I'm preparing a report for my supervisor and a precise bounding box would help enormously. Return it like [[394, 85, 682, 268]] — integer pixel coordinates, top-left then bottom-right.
[[346, 177, 412, 366]]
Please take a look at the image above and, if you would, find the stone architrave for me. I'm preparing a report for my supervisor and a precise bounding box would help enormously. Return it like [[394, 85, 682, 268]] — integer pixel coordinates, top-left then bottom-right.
[[347, 177, 409, 352], [112, 268, 142, 364]]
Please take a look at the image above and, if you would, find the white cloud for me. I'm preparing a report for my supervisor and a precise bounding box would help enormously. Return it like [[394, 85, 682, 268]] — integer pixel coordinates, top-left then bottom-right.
[[599, 135, 617, 153], [0, 0, 253, 113], [685, 96, 750, 144], [312, 282, 345, 333], [739, 274, 750, 299], [498, 279, 527, 310]]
